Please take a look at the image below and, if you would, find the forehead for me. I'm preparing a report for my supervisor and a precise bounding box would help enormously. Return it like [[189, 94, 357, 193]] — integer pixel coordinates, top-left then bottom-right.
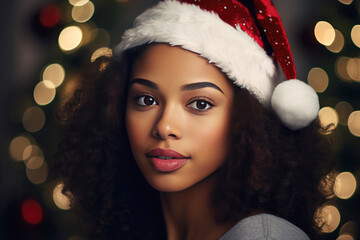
[[130, 44, 233, 91]]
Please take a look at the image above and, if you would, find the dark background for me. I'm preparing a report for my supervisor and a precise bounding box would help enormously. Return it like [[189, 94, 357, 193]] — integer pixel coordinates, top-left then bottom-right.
[[1, 0, 359, 239]]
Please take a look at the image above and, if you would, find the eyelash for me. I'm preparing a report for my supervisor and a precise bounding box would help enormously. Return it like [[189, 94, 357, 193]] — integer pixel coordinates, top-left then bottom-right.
[[134, 95, 214, 112]]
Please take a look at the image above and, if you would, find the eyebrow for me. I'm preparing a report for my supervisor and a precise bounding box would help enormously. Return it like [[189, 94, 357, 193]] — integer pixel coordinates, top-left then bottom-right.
[[181, 82, 223, 94], [129, 78, 159, 90], [129, 78, 223, 94]]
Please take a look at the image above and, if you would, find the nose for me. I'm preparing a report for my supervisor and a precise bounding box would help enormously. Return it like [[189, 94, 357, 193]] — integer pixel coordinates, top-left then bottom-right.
[[152, 104, 182, 140]]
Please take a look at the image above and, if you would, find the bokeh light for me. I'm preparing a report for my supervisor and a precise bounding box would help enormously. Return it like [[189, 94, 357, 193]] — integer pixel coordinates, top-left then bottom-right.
[[34, 81, 56, 106], [340, 221, 358, 238], [318, 205, 341, 233], [334, 172, 357, 199], [23, 144, 43, 162], [346, 58, 360, 82], [22, 106, 46, 132], [43, 63, 65, 88], [58, 26, 83, 52], [26, 156, 45, 170], [335, 102, 353, 126], [326, 30, 345, 53], [21, 199, 43, 224], [351, 25, 360, 48], [338, 0, 353, 5], [337, 235, 354, 240], [26, 162, 48, 184], [307, 67, 329, 93], [72, 1, 95, 23], [69, 0, 89, 6], [336, 56, 352, 81], [91, 47, 113, 62], [53, 183, 71, 210], [315, 21, 336, 46], [318, 107, 339, 131], [9, 136, 31, 161], [39, 4, 60, 28], [348, 111, 360, 137]]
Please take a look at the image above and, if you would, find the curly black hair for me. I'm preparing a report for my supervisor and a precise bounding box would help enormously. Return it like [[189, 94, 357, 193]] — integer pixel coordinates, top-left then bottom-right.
[[53, 44, 335, 240]]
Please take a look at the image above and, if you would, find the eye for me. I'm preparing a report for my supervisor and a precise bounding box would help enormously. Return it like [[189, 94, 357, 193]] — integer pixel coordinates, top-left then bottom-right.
[[136, 95, 157, 106], [188, 99, 213, 112]]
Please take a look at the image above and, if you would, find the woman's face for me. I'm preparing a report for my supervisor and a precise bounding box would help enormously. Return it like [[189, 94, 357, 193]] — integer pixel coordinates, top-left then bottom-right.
[[125, 44, 234, 192]]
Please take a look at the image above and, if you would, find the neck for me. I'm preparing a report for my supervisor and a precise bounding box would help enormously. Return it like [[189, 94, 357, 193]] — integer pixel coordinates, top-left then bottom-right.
[[159, 173, 234, 240]]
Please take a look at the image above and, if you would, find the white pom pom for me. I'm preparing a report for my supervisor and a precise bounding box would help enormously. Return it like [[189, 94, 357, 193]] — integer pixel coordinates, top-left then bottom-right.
[[271, 79, 319, 130]]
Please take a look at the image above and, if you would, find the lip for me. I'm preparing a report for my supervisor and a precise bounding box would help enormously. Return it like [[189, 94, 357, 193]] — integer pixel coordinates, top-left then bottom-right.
[[146, 148, 190, 172]]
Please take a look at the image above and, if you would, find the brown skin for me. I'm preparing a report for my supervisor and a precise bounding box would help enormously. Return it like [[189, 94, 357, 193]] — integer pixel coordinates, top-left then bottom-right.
[[125, 44, 236, 240]]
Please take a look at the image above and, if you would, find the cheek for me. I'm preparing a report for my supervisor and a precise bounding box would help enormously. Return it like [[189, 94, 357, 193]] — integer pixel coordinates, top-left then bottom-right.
[[186, 111, 231, 161], [125, 109, 149, 152]]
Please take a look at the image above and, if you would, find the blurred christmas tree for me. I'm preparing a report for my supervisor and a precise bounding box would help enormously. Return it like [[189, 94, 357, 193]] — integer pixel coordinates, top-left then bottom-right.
[[3, 0, 360, 239]]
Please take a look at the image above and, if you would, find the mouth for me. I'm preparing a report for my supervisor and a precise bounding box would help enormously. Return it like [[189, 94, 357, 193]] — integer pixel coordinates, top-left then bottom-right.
[[146, 148, 190, 172]]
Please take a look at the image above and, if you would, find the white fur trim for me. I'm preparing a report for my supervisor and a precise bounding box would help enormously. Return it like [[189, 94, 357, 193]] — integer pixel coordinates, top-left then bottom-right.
[[271, 79, 319, 130], [114, 0, 277, 105]]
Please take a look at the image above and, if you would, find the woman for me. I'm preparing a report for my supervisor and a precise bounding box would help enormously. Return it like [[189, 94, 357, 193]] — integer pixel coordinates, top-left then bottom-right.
[[54, 0, 334, 239]]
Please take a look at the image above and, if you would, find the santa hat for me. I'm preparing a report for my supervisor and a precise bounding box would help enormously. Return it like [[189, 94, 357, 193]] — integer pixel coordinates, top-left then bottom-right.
[[114, 0, 319, 130]]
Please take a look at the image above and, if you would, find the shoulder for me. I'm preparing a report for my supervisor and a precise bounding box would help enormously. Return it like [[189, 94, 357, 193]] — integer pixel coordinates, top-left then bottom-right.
[[219, 214, 311, 240]]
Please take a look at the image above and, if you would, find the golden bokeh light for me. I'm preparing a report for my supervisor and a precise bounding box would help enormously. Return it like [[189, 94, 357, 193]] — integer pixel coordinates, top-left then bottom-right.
[[43, 63, 65, 88], [34, 81, 56, 106], [91, 47, 113, 62], [318, 107, 339, 131], [315, 21, 336, 46], [338, 0, 353, 4], [335, 101, 353, 126], [22, 106, 46, 133], [348, 111, 360, 137], [53, 183, 71, 210], [9, 136, 31, 161], [346, 58, 360, 82], [318, 205, 341, 233], [58, 26, 83, 52], [23, 145, 43, 162], [26, 162, 48, 184], [72, 1, 95, 23], [326, 30, 345, 53], [340, 221, 358, 237], [337, 235, 354, 240], [334, 172, 357, 199], [336, 56, 352, 81], [69, 0, 89, 6], [319, 173, 336, 198], [26, 156, 45, 170], [351, 25, 360, 48], [307, 67, 329, 93]]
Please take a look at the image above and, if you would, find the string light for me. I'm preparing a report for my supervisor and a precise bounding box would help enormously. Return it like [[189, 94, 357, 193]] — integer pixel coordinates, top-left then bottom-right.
[[351, 25, 360, 48], [42, 63, 65, 88], [318, 205, 341, 233], [21, 199, 43, 224], [335, 56, 352, 81], [326, 30, 345, 53], [58, 26, 83, 52], [53, 183, 71, 210], [72, 1, 95, 23], [318, 107, 339, 131], [334, 172, 357, 199], [315, 21, 336, 46], [307, 67, 329, 93], [348, 111, 360, 137], [22, 106, 46, 133], [34, 81, 56, 106], [9, 136, 31, 161]]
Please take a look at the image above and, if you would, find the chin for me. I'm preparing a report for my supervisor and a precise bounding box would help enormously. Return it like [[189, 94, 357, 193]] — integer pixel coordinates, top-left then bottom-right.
[[145, 174, 195, 193]]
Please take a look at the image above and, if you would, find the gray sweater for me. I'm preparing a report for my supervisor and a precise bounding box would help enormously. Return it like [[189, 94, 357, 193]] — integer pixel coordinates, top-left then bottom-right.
[[219, 214, 310, 240]]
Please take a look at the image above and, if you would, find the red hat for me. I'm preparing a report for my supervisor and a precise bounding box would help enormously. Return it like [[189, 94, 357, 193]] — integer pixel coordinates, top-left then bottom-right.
[[114, 0, 319, 130]]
